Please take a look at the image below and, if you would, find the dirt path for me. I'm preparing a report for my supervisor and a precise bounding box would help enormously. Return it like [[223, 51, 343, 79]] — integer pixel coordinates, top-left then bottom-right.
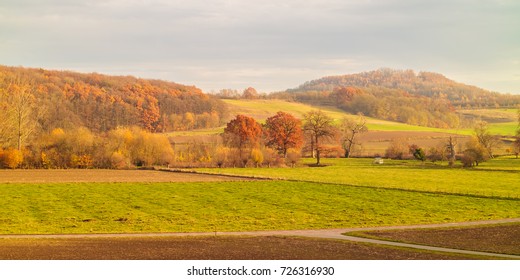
[[2, 218, 519, 259]]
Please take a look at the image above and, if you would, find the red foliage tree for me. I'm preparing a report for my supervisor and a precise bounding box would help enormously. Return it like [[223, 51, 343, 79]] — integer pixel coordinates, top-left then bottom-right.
[[223, 115, 262, 157], [264, 111, 303, 157]]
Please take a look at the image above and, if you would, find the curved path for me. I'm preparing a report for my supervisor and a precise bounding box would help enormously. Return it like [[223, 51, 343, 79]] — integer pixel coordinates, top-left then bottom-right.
[[2, 218, 519, 259]]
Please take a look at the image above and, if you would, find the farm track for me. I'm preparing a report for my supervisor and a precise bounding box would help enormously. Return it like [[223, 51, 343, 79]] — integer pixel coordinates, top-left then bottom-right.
[[2, 218, 519, 259]]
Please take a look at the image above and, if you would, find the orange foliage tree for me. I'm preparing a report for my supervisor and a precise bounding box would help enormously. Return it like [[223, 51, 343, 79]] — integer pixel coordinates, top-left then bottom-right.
[[263, 111, 303, 158], [223, 115, 262, 162]]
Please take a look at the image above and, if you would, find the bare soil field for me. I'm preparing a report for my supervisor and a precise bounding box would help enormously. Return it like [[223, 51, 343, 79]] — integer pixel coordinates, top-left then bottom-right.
[[357, 131, 470, 156], [353, 223, 520, 255], [0, 236, 481, 260], [0, 169, 251, 183]]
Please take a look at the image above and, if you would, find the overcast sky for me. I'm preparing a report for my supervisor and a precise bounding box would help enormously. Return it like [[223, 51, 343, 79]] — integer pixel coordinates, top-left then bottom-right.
[[1, 0, 519, 94]]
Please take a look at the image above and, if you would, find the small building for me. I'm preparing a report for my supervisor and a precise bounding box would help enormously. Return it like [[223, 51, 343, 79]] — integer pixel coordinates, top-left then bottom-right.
[[373, 157, 384, 164]]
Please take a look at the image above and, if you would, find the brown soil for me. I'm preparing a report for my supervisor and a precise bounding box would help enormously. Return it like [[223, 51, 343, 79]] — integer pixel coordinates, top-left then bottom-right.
[[355, 223, 520, 255], [0, 169, 251, 183], [356, 131, 469, 156], [0, 236, 479, 260]]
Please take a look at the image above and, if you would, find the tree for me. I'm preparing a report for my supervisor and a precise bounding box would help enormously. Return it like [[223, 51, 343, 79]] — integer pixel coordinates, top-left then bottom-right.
[[473, 121, 499, 159], [446, 136, 457, 166], [303, 110, 336, 165], [339, 114, 368, 158], [1, 76, 39, 150], [462, 137, 488, 167], [223, 115, 262, 164], [242, 87, 259, 99], [263, 112, 303, 158]]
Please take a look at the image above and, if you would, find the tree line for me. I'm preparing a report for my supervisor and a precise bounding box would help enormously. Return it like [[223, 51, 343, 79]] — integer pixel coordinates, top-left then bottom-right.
[[1, 107, 518, 169], [0, 109, 369, 169]]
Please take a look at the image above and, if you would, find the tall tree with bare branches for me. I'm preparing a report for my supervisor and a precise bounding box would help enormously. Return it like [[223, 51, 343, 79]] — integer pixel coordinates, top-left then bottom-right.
[[303, 110, 336, 165], [1, 74, 38, 150], [340, 114, 368, 158]]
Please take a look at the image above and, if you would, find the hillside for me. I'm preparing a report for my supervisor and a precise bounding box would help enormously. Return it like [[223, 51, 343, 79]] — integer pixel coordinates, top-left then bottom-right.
[[287, 68, 520, 107], [0, 65, 227, 136], [271, 68, 520, 129]]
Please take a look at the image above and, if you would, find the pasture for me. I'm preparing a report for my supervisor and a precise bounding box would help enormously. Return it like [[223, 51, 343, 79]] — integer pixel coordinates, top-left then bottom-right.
[[198, 157, 520, 199], [0, 159, 519, 235]]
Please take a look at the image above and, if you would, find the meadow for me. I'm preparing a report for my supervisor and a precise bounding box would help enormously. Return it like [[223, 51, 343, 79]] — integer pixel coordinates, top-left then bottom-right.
[[0, 157, 519, 235], [198, 158, 520, 199], [0, 180, 518, 234]]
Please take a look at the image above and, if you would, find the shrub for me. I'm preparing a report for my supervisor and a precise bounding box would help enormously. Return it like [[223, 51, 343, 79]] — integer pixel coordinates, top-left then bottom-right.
[[286, 148, 302, 167], [250, 148, 264, 167], [0, 148, 24, 169], [110, 151, 132, 169], [385, 140, 409, 160]]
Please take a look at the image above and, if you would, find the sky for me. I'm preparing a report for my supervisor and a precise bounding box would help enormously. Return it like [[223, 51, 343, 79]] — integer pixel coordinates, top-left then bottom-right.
[[1, 0, 519, 94]]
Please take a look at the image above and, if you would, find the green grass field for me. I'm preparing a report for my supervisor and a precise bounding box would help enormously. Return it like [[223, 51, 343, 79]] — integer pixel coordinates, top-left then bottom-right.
[[0, 180, 518, 234], [1, 157, 518, 235], [198, 158, 520, 199]]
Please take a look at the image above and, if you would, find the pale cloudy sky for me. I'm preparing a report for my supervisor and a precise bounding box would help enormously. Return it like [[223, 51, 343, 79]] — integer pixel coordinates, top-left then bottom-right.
[[1, 0, 519, 93]]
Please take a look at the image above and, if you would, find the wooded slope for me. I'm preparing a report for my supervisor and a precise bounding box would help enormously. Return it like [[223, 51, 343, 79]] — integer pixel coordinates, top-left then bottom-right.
[[0, 65, 227, 135]]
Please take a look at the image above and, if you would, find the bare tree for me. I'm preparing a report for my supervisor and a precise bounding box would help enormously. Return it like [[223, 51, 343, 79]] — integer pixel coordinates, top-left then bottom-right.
[[1, 75, 39, 150], [303, 110, 336, 165], [473, 121, 499, 159], [446, 136, 457, 166], [340, 114, 368, 158]]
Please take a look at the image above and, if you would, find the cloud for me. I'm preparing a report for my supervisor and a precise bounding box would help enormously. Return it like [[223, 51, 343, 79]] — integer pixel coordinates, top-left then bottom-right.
[[1, 0, 519, 93]]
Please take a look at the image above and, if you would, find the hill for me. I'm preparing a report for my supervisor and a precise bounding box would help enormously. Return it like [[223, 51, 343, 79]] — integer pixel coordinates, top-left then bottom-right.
[[271, 68, 520, 129], [0, 65, 227, 137]]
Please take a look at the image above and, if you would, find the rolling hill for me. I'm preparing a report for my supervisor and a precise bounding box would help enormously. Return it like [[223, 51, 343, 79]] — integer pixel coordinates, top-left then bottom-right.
[[270, 68, 520, 129]]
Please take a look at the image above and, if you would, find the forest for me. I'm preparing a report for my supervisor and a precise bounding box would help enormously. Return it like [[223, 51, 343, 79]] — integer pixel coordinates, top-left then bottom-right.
[[0, 65, 227, 136]]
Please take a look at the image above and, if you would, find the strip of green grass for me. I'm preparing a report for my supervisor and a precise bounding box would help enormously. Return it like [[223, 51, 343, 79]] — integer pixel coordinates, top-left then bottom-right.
[[198, 158, 520, 199], [475, 156, 520, 171], [0, 181, 518, 234]]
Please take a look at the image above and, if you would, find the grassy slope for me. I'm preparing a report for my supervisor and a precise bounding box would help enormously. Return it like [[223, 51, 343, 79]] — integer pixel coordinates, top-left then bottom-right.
[[198, 158, 520, 199], [167, 100, 516, 137], [224, 99, 517, 135], [0, 181, 518, 234], [224, 99, 460, 133]]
